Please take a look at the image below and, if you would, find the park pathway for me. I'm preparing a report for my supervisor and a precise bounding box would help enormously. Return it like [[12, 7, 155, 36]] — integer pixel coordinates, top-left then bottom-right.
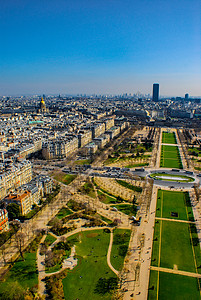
[[155, 217, 195, 224], [107, 230, 119, 276], [155, 128, 162, 169], [37, 235, 47, 297], [150, 266, 201, 278], [36, 225, 125, 296], [123, 185, 158, 300]]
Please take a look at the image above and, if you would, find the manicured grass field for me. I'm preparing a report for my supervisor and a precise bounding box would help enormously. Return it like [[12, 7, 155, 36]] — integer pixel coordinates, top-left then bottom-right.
[[62, 229, 116, 300], [53, 172, 77, 185], [0, 252, 38, 296], [56, 206, 73, 219], [162, 132, 177, 144], [160, 145, 183, 169], [115, 204, 137, 216], [152, 219, 201, 273], [160, 221, 196, 272], [156, 190, 194, 221], [149, 189, 201, 299], [148, 270, 200, 300], [110, 229, 131, 271]]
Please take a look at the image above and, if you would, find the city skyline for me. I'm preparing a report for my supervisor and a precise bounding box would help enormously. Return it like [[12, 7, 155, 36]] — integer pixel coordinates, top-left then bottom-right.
[[0, 0, 201, 96]]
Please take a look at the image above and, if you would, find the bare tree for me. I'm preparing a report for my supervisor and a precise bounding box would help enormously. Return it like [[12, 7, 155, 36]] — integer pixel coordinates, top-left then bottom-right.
[[45, 250, 54, 268], [15, 232, 25, 260], [1, 245, 7, 264]]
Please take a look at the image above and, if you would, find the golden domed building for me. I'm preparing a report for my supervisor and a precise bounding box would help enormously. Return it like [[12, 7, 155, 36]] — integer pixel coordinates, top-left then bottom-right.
[[38, 97, 47, 113]]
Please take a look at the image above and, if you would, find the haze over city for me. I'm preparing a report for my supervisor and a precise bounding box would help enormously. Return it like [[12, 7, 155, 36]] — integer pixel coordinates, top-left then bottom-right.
[[1, 0, 201, 96]]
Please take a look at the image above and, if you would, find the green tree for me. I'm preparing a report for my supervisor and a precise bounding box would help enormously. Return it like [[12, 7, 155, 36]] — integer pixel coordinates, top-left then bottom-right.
[[118, 245, 128, 257], [6, 203, 21, 220], [132, 195, 136, 206], [94, 277, 118, 295]]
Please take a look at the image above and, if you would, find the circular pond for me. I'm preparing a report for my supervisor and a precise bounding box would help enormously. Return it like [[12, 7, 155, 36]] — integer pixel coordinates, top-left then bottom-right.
[[150, 173, 195, 183]]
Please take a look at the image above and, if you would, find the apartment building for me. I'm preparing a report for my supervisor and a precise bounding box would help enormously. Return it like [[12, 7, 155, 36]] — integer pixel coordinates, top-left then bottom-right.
[[106, 126, 121, 140], [4, 190, 32, 215], [104, 118, 115, 131], [84, 142, 98, 155], [35, 175, 53, 194], [4, 175, 54, 217], [91, 123, 105, 138], [78, 130, 92, 148], [42, 137, 78, 159], [0, 209, 9, 232], [94, 133, 110, 148], [0, 159, 32, 201]]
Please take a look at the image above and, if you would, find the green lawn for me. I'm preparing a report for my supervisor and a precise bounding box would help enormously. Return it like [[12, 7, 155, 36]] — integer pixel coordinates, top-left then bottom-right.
[[81, 181, 96, 198], [162, 132, 177, 144], [0, 252, 38, 296], [104, 157, 118, 165], [151, 220, 161, 267], [46, 262, 64, 274], [56, 206, 73, 219], [160, 145, 183, 169], [149, 189, 201, 299], [161, 221, 196, 272], [97, 189, 117, 204], [44, 234, 57, 246], [156, 190, 194, 221], [152, 219, 201, 273], [53, 172, 77, 185], [75, 159, 92, 165], [98, 214, 113, 224], [62, 229, 117, 300], [188, 147, 201, 157], [163, 131, 176, 143], [125, 162, 149, 168], [116, 179, 142, 192], [115, 204, 137, 216], [148, 270, 201, 300], [110, 229, 131, 271]]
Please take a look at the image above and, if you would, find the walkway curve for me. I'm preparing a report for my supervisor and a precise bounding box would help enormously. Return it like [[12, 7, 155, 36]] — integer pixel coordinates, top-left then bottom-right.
[[37, 235, 47, 297], [37, 225, 126, 296], [107, 230, 119, 276]]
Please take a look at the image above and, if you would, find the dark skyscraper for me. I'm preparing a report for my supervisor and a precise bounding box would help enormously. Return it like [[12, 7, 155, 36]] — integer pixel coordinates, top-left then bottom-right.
[[152, 83, 159, 101]]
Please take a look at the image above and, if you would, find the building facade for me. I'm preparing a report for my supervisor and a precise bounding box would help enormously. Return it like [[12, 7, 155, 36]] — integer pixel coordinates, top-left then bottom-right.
[[0, 209, 9, 232], [0, 159, 32, 201]]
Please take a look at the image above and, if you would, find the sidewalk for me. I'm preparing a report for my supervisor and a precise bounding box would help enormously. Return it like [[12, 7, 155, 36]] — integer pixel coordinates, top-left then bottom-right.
[[123, 185, 158, 300]]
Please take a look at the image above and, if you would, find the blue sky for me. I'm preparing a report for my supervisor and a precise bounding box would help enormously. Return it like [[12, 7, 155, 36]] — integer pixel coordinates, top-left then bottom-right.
[[0, 0, 200, 96]]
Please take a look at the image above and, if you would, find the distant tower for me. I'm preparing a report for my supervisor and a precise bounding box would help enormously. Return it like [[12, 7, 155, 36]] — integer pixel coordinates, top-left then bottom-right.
[[152, 83, 159, 102], [39, 97, 46, 113], [185, 93, 189, 100]]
